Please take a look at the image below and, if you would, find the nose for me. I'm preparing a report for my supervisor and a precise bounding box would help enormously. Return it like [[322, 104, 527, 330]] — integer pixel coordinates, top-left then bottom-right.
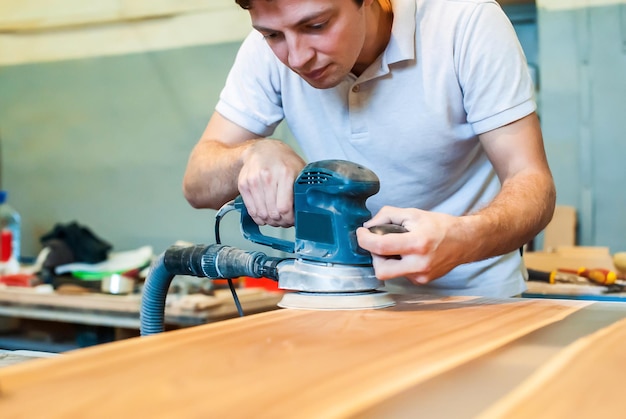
[[286, 34, 314, 71]]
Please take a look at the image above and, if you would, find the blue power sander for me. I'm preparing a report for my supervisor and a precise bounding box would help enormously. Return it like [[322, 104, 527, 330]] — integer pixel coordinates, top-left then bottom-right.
[[140, 160, 396, 334], [235, 159, 395, 310]]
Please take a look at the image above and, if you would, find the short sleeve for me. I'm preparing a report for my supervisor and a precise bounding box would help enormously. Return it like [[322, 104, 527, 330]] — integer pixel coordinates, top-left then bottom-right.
[[215, 31, 285, 137], [456, 1, 536, 134]]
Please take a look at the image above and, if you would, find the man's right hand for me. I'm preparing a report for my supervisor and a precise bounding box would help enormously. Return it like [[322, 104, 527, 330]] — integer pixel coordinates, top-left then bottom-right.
[[238, 139, 305, 227], [183, 111, 305, 227]]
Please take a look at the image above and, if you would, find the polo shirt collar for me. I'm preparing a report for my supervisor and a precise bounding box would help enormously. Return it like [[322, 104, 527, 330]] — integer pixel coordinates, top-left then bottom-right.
[[353, 0, 416, 82], [384, 0, 417, 65]]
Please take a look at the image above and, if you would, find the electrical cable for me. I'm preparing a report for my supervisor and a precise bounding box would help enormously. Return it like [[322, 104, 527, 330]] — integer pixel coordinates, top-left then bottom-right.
[[215, 201, 244, 317]]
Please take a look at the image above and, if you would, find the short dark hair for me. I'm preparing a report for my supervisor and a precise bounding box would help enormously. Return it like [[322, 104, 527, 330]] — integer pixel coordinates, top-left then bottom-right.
[[236, 0, 365, 9]]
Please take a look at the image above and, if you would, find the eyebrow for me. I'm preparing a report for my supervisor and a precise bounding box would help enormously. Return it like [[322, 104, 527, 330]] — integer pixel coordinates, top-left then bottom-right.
[[252, 9, 330, 33]]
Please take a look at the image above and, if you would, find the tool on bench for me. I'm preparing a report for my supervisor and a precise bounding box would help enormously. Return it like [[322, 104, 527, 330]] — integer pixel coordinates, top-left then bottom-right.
[[557, 267, 626, 287], [526, 269, 589, 285], [140, 160, 405, 335], [528, 267, 626, 294]]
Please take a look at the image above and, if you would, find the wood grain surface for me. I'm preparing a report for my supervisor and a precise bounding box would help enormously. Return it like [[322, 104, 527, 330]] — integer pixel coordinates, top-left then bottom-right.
[[479, 315, 626, 418], [0, 295, 587, 418]]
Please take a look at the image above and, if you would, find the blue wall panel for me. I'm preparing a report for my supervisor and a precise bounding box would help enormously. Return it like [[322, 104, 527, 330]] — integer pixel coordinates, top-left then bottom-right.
[[539, 3, 626, 252]]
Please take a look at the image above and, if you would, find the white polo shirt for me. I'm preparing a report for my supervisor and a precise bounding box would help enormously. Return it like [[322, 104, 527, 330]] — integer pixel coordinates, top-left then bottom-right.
[[216, 0, 535, 297]]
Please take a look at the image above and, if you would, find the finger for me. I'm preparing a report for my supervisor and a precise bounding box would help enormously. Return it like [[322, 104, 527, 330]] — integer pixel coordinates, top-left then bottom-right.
[[368, 206, 425, 230], [370, 253, 429, 280], [275, 179, 295, 227], [363, 206, 407, 228], [405, 273, 432, 285], [371, 253, 434, 284], [239, 183, 271, 227], [356, 227, 416, 257], [362, 210, 394, 229], [261, 173, 279, 223]]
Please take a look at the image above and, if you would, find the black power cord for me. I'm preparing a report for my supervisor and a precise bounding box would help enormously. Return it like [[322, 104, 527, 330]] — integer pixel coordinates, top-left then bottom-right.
[[215, 201, 244, 317]]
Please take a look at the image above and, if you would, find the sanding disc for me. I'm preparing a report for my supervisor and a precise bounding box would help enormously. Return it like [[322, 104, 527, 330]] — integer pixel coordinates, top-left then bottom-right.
[[278, 291, 395, 310]]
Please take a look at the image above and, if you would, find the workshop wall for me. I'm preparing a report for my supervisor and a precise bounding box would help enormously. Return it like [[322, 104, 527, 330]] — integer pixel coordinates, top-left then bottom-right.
[[0, 43, 244, 257], [537, 0, 626, 252]]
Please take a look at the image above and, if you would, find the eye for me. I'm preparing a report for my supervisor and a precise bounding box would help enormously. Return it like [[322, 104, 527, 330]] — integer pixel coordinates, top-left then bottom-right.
[[262, 32, 279, 40], [308, 21, 327, 31]]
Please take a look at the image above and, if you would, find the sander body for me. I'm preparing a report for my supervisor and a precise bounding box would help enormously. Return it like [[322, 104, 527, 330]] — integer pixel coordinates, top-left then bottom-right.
[[234, 160, 394, 309]]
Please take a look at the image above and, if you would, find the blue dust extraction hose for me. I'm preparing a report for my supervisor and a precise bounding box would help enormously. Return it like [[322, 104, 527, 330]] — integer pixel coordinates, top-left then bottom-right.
[[140, 244, 283, 336]]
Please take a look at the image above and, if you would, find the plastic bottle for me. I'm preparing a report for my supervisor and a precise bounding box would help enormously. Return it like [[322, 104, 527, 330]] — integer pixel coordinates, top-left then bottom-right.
[[0, 190, 21, 274]]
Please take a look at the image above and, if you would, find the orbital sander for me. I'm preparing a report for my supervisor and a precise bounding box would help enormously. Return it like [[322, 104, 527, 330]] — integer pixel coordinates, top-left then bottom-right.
[[235, 159, 394, 310], [140, 160, 399, 335]]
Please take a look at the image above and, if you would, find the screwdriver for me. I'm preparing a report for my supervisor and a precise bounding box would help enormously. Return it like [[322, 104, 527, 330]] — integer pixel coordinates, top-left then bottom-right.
[[557, 267, 626, 286], [527, 269, 589, 285]]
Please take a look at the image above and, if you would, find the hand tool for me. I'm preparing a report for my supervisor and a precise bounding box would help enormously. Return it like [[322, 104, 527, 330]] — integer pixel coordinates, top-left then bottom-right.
[[140, 160, 402, 335], [527, 268, 625, 295], [527, 268, 589, 285], [557, 267, 626, 287]]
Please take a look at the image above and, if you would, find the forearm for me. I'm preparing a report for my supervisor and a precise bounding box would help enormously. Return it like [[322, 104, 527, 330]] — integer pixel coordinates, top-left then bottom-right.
[[458, 112, 556, 263], [457, 168, 556, 263], [183, 139, 254, 209]]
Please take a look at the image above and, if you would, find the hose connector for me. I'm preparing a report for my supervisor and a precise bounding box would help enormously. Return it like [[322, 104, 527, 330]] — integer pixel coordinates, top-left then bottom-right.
[[162, 244, 283, 280]]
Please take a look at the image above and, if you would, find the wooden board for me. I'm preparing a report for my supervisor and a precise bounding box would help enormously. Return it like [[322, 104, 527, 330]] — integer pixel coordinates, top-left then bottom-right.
[[0, 287, 142, 313], [524, 246, 616, 272], [479, 316, 626, 418], [0, 295, 587, 418], [542, 205, 577, 251], [0, 286, 277, 314]]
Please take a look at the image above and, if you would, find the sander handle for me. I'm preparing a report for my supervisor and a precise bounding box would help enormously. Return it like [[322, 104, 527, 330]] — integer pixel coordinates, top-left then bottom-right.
[[235, 196, 295, 254]]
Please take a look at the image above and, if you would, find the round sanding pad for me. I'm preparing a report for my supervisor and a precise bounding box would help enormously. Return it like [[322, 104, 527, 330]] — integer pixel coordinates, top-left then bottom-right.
[[278, 291, 395, 310]]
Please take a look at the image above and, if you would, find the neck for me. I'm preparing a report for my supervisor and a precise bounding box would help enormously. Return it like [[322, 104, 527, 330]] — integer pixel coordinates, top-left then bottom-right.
[[352, 0, 394, 77]]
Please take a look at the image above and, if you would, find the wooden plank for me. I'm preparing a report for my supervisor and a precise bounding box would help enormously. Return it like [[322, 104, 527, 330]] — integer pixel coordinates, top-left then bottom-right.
[[0, 287, 283, 328], [0, 287, 142, 313], [524, 246, 615, 272], [479, 316, 626, 418], [0, 350, 58, 369], [0, 287, 275, 314], [542, 205, 577, 251], [0, 295, 587, 417]]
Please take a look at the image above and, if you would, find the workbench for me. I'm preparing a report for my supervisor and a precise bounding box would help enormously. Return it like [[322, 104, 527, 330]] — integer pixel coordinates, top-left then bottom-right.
[[0, 293, 623, 417], [0, 286, 283, 352], [524, 280, 626, 302]]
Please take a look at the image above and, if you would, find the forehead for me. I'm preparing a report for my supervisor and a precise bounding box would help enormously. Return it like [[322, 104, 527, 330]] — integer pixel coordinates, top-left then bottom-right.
[[249, 0, 338, 26]]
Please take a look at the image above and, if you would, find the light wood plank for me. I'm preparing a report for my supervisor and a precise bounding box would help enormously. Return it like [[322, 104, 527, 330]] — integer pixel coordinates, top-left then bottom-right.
[[0, 295, 587, 418], [479, 316, 626, 418], [542, 205, 577, 251]]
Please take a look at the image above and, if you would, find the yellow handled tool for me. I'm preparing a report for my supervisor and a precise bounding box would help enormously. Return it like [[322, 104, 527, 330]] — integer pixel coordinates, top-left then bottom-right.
[[557, 267, 626, 286]]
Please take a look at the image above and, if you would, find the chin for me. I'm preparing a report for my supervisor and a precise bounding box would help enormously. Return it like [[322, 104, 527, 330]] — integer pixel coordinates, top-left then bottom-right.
[[303, 75, 345, 90]]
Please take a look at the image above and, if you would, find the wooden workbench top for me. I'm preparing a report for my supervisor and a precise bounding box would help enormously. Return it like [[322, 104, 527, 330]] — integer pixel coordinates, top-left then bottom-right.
[[0, 294, 620, 418], [0, 286, 283, 328]]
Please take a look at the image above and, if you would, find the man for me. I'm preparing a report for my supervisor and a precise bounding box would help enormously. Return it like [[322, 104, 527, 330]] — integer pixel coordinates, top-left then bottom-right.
[[183, 0, 556, 297]]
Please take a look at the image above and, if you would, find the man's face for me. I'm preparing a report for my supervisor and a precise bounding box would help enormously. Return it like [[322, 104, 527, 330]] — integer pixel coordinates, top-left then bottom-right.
[[249, 0, 370, 89]]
